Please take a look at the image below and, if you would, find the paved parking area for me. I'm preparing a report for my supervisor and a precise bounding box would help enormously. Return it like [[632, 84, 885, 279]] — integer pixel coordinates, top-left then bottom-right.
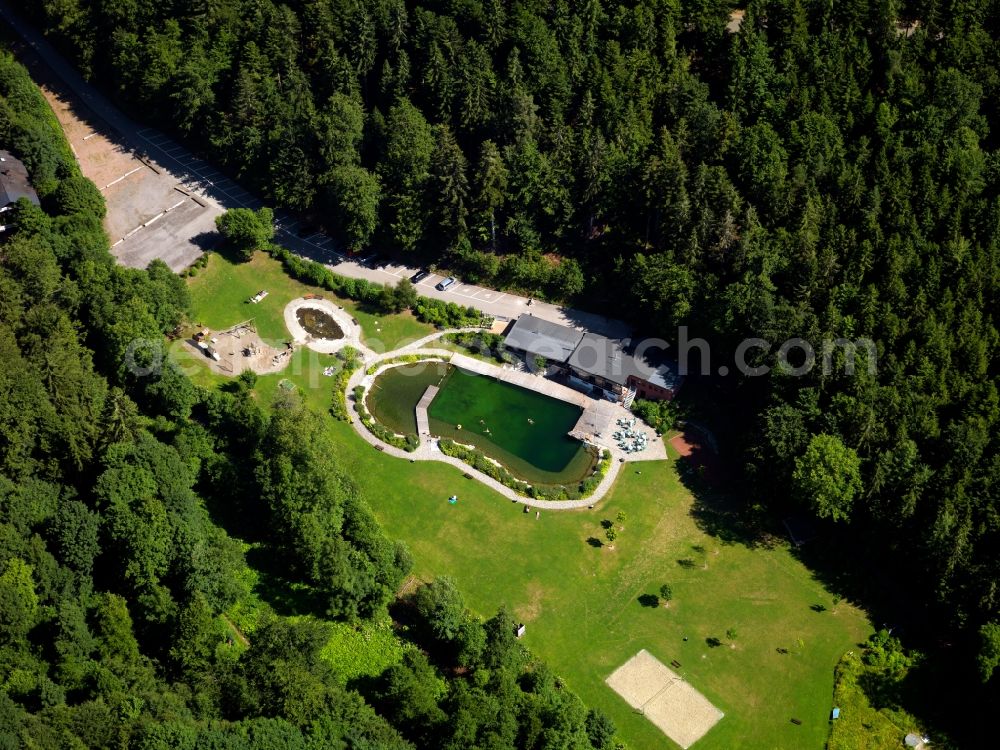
[[3, 0, 631, 338], [33, 59, 213, 271]]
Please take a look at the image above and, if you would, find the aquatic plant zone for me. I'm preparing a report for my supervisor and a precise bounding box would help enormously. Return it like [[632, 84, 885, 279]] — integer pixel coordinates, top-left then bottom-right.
[[295, 306, 344, 340], [428, 367, 596, 485]]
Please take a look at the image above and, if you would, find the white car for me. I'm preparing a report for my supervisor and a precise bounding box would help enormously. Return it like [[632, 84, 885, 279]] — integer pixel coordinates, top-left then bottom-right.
[[436, 276, 457, 291]]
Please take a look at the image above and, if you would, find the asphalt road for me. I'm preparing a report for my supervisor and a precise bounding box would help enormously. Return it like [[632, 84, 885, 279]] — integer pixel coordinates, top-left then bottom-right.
[[0, 0, 631, 339]]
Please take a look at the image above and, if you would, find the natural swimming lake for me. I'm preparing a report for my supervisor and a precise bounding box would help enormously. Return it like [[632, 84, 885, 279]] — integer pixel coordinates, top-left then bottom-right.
[[367, 362, 449, 435], [367, 363, 595, 484]]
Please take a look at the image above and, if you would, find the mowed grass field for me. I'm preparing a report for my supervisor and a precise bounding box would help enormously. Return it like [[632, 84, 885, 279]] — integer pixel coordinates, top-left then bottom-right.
[[185, 254, 872, 750], [186, 251, 433, 351], [336, 428, 870, 750]]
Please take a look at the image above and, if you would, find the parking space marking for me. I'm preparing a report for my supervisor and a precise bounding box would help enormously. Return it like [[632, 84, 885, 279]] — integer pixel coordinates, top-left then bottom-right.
[[101, 165, 144, 191], [144, 211, 165, 227]]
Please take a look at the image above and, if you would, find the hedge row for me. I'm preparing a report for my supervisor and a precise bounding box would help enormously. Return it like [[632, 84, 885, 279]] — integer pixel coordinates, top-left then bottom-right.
[[365, 354, 442, 377], [438, 439, 531, 495], [268, 245, 491, 328]]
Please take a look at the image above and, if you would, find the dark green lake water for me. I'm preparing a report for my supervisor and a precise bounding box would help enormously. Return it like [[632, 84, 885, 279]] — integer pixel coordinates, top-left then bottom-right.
[[367, 363, 595, 485], [367, 362, 449, 435], [429, 367, 594, 484]]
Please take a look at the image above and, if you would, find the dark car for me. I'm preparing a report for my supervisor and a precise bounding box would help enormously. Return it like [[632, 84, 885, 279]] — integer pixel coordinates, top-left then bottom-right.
[[410, 269, 430, 283]]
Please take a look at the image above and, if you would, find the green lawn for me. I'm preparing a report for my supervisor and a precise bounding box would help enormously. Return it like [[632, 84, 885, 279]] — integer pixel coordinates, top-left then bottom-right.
[[184, 252, 873, 750], [330, 423, 870, 749], [186, 251, 433, 353]]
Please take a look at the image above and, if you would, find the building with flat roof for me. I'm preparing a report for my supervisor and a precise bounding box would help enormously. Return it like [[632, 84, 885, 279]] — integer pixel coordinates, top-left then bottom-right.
[[503, 314, 585, 363], [503, 315, 681, 403], [567, 332, 680, 402]]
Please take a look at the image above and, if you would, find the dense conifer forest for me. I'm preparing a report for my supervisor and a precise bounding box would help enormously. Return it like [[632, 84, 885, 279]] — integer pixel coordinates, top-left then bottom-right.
[[6, 0, 1000, 745], [0, 50, 617, 749]]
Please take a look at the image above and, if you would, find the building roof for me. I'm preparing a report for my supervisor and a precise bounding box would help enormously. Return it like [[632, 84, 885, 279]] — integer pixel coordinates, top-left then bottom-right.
[[567, 332, 680, 390], [505, 314, 681, 393], [0, 151, 40, 207], [503, 314, 584, 362]]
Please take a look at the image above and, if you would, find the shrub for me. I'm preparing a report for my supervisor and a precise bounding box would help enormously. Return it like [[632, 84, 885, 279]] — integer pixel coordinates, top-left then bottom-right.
[[52, 175, 106, 219], [329, 357, 360, 422], [443, 331, 508, 363], [632, 398, 675, 433]]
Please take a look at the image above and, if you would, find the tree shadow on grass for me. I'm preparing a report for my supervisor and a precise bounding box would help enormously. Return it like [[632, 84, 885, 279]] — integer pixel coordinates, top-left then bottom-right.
[[686, 490, 780, 550], [586, 536, 603, 548], [245, 546, 326, 617], [669, 423, 781, 550], [706, 637, 723, 648], [677, 558, 697, 569], [638, 594, 660, 608]]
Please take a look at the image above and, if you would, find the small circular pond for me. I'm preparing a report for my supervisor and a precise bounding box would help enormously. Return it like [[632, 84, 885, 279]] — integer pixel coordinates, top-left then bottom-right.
[[296, 307, 345, 340]]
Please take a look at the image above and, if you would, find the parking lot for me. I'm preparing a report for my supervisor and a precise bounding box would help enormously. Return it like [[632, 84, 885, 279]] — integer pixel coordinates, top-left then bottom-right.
[[6, 2, 630, 339], [32, 78, 215, 272]]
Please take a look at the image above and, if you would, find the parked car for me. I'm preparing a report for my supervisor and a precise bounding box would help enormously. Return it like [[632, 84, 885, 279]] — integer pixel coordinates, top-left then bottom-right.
[[410, 269, 430, 283], [436, 276, 457, 291]]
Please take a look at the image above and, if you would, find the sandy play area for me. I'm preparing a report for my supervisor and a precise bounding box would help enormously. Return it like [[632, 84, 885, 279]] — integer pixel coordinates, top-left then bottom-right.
[[182, 321, 293, 377], [606, 649, 723, 749]]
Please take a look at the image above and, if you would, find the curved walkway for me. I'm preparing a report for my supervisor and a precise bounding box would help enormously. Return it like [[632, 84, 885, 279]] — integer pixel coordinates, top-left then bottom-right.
[[344, 330, 664, 510]]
